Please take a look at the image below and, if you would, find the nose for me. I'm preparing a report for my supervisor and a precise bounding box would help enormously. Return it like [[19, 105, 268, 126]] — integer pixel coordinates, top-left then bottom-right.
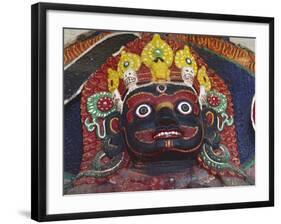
[[156, 107, 178, 127]]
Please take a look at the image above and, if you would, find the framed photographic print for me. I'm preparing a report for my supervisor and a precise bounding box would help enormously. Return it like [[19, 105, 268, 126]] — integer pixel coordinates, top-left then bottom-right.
[[31, 2, 274, 222]]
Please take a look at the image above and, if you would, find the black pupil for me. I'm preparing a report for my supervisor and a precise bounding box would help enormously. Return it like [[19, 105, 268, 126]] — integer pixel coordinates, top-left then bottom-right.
[[181, 103, 190, 112], [140, 106, 148, 115]]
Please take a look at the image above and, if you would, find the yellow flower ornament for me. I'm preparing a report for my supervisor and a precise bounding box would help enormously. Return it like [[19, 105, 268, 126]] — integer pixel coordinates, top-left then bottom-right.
[[197, 66, 211, 92], [117, 51, 141, 75], [107, 68, 121, 93], [141, 34, 173, 81], [107, 51, 141, 92], [175, 45, 198, 75]]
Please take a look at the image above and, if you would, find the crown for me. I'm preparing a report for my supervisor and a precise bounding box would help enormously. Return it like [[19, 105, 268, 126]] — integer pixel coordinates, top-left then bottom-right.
[[106, 34, 212, 111]]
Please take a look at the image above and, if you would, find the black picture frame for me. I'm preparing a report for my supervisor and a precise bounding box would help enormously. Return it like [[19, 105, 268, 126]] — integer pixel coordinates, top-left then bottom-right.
[[31, 2, 274, 222]]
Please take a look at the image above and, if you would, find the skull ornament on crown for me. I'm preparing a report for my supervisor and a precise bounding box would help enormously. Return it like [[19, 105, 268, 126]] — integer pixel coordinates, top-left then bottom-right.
[[66, 33, 254, 194]]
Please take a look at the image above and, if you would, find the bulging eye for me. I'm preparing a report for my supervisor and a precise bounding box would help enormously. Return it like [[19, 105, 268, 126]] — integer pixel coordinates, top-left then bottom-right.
[[136, 104, 152, 118], [177, 101, 192, 115]]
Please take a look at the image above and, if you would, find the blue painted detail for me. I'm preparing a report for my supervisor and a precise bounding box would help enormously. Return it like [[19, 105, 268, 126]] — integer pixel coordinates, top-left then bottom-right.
[[64, 96, 83, 175], [193, 46, 255, 163]]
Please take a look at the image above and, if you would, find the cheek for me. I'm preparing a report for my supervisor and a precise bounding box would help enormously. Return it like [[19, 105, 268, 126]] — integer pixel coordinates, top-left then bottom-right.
[[193, 106, 199, 116], [178, 114, 202, 128], [125, 110, 155, 129], [126, 110, 134, 123]]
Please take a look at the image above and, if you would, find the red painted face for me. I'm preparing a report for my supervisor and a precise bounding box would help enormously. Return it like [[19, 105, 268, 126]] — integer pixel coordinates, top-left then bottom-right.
[[121, 83, 204, 161]]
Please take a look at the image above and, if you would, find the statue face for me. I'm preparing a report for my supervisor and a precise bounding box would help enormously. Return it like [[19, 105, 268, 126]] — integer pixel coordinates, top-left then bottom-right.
[[121, 83, 204, 161]]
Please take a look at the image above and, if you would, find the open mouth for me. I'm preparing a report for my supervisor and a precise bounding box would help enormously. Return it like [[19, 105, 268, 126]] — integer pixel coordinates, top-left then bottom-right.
[[153, 130, 182, 140], [135, 126, 198, 144]]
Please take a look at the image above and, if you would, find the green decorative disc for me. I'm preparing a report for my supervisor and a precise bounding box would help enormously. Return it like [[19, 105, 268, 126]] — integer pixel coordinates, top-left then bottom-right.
[[87, 92, 116, 118], [206, 90, 227, 114]]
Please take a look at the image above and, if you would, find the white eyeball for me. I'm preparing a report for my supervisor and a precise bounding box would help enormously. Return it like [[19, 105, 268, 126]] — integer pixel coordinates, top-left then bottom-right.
[[177, 101, 192, 115], [136, 104, 152, 118]]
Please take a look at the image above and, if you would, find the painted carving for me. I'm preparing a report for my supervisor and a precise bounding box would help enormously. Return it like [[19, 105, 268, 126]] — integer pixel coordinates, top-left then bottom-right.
[[64, 32, 255, 194]]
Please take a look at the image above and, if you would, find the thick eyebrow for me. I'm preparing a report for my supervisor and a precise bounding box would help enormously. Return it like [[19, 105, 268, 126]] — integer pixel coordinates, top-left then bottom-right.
[[126, 92, 156, 109], [172, 90, 198, 103], [126, 90, 198, 109]]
